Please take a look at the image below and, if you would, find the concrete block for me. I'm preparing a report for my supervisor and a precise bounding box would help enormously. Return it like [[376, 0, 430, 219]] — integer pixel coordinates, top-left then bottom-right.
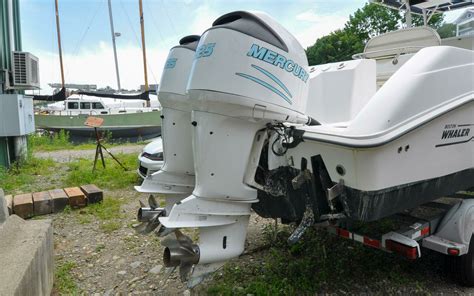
[[80, 184, 103, 204], [5, 195, 13, 215], [0, 215, 53, 296], [32, 191, 52, 216], [13, 193, 34, 219], [0, 189, 8, 223], [64, 187, 87, 208], [49, 189, 69, 213]]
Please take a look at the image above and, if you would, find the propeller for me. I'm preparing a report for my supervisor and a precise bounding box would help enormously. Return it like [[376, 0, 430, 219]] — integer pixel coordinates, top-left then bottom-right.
[[133, 194, 165, 234], [162, 230, 200, 281]]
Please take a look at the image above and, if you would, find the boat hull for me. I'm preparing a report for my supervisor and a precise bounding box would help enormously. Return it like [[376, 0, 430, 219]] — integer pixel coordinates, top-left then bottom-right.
[[287, 101, 474, 221], [35, 111, 162, 140]]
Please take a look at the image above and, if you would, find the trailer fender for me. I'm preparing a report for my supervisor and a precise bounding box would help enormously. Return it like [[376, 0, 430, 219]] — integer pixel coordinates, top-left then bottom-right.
[[435, 199, 474, 247]]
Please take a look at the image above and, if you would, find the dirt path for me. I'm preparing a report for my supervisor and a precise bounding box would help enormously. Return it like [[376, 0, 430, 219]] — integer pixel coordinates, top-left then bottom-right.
[[50, 188, 271, 295], [34, 145, 144, 163]]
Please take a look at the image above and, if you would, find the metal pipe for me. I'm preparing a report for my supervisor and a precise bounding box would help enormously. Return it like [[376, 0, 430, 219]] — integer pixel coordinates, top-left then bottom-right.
[[54, 0, 65, 88], [7, 0, 15, 52], [163, 245, 200, 267], [137, 207, 164, 222], [107, 0, 121, 91]]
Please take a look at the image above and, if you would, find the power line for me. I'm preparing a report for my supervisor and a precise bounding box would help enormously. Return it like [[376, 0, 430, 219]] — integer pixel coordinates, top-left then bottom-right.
[[161, 0, 178, 36]]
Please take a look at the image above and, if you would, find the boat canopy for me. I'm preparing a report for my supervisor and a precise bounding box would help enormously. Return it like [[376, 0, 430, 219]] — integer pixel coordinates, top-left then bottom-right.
[[77, 90, 152, 101], [32, 88, 153, 101], [372, 0, 473, 15], [32, 87, 67, 101]]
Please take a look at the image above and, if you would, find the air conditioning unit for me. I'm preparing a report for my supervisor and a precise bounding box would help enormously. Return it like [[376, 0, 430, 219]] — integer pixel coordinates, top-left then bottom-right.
[[12, 51, 40, 90]]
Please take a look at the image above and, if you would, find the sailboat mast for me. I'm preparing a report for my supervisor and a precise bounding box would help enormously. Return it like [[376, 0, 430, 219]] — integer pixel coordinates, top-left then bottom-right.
[[108, 0, 121, 91], [138, 0, 150, 106], [54, 0, 65, 88]]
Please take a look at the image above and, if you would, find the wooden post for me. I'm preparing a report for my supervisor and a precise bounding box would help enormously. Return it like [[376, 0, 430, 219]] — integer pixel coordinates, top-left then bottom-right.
[[138, 0, 150, 107], [55, 0, 65, 88]]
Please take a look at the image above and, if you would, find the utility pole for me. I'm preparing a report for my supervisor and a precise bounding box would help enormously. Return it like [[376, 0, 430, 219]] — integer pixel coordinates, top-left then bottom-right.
[[54, 0, 65, 88], [138, 0, 150, 107], [108, 0, 121, 91]]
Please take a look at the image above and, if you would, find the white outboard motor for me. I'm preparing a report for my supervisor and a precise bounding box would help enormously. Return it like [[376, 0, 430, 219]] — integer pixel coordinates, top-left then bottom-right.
[[159, 11, 311, 281], [134, 35, 200, 234]]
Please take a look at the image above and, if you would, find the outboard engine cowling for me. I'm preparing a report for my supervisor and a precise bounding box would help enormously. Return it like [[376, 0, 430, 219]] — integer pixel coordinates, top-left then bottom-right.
[[159, 11, 310, 282], [135, 35, 200, 233]]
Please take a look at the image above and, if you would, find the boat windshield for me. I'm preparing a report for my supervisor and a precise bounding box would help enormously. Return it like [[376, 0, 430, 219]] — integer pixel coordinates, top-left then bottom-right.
[[68, 102, 79, 109], [80, 102, 91, 109], [92, 102, 105, 109]]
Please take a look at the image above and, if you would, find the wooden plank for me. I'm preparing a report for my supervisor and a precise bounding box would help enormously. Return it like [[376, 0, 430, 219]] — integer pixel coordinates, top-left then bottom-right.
[[49, 189, 69, 213], [64, 187, 87, 208], [4, 194, 13, 215], [13, 193, 34, 219], [80, 184, 103, 204], [32, 191, 52, 216]]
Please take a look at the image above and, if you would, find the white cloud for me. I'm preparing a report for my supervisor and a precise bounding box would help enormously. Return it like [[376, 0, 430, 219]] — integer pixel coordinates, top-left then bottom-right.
[[292, 10, 348, 48], [35, 43, 169, 94], [296, 9, 320, 22], [187, 4, 220, 36]]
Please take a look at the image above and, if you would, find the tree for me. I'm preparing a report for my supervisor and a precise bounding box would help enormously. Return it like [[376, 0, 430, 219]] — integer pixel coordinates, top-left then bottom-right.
[[345, 3, 402, 44], [437, 23, 457, 38], [305, 2, 445, 65], [411, 13, 444, 28], [306, 30, 362, 66]]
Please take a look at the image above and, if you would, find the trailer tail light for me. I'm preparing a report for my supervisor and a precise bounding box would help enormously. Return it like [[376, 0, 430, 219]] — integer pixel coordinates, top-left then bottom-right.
[[385, 239, 418, 260], [447, 248, 460, 256]]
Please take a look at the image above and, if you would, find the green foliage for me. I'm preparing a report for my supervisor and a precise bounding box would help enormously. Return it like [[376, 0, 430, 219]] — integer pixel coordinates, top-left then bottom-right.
[[306, 2, 446, 65], [411, 13, 444, 28], [0, 156, 58, 193], [28, 130, 144, 152], [306, 30, 364, 66], [345, 3, 403, 43], [28, 130, 96, 152], [206, 228, 435, 295], [65, 196, 125, 232], [437, 23, 457, 38], [64, 153, 139, 190], [54, 261, 79, 295]]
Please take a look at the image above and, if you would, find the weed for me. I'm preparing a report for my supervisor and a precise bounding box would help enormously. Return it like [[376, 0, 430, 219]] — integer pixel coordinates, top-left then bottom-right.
[[0, 156, 58, 194], [54, 261, 78, 295], [101, 221, 122, 233], [29, 130, 147, 152], [69, 197, 124, 234], [206, 227, 434, 295], [84, 198, 124, 220], [95, 244, 106, 252], [64, 153, 139, 190]]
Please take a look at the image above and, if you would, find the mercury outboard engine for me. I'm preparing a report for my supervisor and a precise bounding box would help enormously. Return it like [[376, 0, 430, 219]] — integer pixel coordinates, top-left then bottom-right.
[[158, 11, 312, 282], [134, 35, 200, 234]]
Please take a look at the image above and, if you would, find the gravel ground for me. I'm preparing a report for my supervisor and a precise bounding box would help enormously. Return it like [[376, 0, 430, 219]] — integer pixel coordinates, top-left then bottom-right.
[[50, 189, 271, 295]]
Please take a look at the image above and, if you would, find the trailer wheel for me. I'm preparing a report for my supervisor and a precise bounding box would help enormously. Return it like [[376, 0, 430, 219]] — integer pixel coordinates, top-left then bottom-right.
[[455, 234, 474, 287]]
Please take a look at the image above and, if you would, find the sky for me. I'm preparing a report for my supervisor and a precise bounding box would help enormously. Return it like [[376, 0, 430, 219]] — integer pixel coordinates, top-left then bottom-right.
[[19, 0, 465, 93]]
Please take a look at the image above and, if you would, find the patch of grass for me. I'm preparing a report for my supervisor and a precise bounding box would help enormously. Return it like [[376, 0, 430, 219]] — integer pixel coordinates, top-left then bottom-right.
[[95, 244, 106, 252], [29, 130, 90, 151], [71, 197, 125, 234], [29, 130, 146, 152], [101, 221, 122, 233], [84, 198, 124, 220], [0, 156, 58, 194], [54, 261, 78, 295], [206, 227, 435, 295], [64, 153, 139, 190]]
